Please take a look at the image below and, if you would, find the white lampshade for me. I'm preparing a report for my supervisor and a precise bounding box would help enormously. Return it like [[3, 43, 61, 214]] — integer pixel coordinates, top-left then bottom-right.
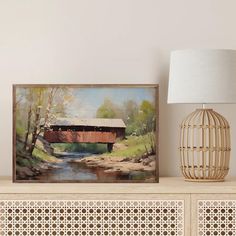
[[168, 49, 236, 104]]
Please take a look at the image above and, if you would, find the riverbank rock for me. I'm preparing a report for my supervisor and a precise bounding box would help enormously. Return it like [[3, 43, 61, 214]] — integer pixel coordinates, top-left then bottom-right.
[[142, 155, 156, 166], [16, 165, 37, 179], [71, 154, 155, 174]]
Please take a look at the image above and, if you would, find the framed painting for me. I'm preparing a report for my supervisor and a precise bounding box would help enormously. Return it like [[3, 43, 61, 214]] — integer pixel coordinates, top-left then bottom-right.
[[13, 84, 159, 183]]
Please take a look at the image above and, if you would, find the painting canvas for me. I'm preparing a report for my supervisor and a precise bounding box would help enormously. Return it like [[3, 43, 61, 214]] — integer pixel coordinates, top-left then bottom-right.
[[13, 84, 159, 183]]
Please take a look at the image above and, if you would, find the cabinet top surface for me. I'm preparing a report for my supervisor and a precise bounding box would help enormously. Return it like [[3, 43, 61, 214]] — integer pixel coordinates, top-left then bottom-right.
[[0, 177, 236, 194]]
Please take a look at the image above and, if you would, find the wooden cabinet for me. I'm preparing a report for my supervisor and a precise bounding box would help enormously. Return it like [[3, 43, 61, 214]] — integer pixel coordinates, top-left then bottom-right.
[[0, 194, 189, 236], [191, 194, 236, 236], [0, 177, 235, 235]]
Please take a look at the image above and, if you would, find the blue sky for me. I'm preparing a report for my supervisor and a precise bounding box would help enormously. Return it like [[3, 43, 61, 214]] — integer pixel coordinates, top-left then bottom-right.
[[66, 87, 156, 118]]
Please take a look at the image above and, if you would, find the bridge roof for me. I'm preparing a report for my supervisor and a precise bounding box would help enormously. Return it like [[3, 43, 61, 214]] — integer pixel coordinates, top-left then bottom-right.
[[48, 118, 126, 128]]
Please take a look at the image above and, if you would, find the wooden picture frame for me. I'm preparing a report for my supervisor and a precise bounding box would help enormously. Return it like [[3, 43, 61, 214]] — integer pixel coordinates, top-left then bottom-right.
[[13, 84, 159, 183]]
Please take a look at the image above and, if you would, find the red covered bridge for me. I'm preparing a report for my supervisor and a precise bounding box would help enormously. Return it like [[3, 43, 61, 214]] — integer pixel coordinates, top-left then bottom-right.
[[43, 118, 126, 152]]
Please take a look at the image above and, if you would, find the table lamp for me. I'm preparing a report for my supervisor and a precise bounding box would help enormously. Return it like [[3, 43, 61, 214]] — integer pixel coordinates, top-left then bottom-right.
[[168, 49, 236, 182]]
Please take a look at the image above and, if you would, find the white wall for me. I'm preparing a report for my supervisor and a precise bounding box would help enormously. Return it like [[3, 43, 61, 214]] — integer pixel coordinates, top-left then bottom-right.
[[1, 0, 236, 177]]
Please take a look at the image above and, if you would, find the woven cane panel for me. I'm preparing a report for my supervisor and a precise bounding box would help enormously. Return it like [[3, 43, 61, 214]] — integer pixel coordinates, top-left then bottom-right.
[[0, 200, 184, 236], [198, 200, 236, 236]]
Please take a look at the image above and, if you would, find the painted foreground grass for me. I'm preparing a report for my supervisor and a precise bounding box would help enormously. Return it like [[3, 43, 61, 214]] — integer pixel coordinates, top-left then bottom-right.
[[104, 133, 156, 158], [16, 141, 59, 169], [16, 143, 61, 179], [32, 148, 59, 163]]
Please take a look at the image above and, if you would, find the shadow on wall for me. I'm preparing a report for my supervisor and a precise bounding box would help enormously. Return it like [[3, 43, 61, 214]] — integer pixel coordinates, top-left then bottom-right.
[[154, 49, 198, 177]]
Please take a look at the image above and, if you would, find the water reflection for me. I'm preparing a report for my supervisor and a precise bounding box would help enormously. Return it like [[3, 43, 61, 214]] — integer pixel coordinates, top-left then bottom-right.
[[35, 152, 153, 182]]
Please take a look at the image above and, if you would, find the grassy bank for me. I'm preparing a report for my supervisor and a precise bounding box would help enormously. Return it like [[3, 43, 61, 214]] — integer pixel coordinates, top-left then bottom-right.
[[33, 147, 60, 163], [16, 140, 61, 179], [105, 133, 156, 159], [17, 147, 59, 167]]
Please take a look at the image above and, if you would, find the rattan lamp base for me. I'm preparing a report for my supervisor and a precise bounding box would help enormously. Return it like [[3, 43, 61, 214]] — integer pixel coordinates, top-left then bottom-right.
[[184, 178, 225, 182], [180, 109, 231, 182]]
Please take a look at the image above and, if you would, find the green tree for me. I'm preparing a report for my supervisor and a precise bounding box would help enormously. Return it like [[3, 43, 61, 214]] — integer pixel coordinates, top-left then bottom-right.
[[138, 100, 156, 134], [136, 100, 156, 154], [28, 87, 73, 155], [123, 100, 138, 123], [23, 88, 34, 150], [96, 98, 119, 118], [122, 100, 139, 135], [28, 88, 45, 155], [16, 87, 73, 155]]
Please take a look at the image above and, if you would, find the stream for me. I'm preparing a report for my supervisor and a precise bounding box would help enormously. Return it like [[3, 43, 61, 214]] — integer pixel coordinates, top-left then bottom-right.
[[35, 152, 131, 182]]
